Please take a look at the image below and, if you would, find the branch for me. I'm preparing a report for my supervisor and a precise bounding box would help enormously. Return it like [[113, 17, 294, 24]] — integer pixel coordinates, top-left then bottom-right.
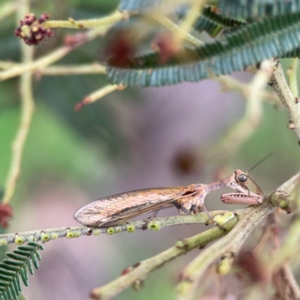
[[74, 84, 125, 111], [0, 11, 123, 81], [214, 75, 281, 108], [175, 172, 300, 300], [271, 61, 300, 144], [0, 61, 106, 76], [149, 14, 203, 47], [0, 210, 227, 245], [0, 172, 297, 298], [44, 11, 124, 29], [210, 60, 273, 161], [90, 213, 239, 300], [0, 0, 19, 21], [175, 201, 275, 300], [176, 0, 205, 41], [87, 172, 297, 300], [36, 63, 106, 76], [287, 58, 299, 98], [2, 0, 35, 205]]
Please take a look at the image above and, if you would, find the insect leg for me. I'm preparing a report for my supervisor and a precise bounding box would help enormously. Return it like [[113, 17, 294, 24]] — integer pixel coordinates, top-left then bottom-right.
[[149, 209, 160, 219], [201, 205, 213, 220], [142, 209, 161, 230], [221, 192, 263, 204], [172, 201, 182, 211]]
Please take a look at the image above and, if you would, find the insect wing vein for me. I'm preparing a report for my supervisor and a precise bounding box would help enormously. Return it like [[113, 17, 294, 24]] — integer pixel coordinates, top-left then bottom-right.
[[74, 187, 184, 227]]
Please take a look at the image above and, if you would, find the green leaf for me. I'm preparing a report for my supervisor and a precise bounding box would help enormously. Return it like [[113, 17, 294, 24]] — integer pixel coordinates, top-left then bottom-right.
[[26, 260, 34, 276], [0, 243, 44, 299], [119, 0, 300, 19], [2, 260, 23, 267], [0, 269, 15, 277], [14, 276, 21, 294], [28, 242, 44, 251], [0, 275, 11, 283], [178, 6, 245, 37], [0, 265, 19, 273], [35, 251, 42, 262], [9, 284, 17, 300], [19, 268, 28, 287], [6, 286, 12, 300], [31, 253, 39, 270], [12, 250, 30, 257], [218, 0, 300, 19], [16, 247, 32, 252], [107, 12, 300, 87], [282, 46, 300, 58], [6, 254, 28, 262], [119, 0, 165, 12], [12, 277, 20, 294]]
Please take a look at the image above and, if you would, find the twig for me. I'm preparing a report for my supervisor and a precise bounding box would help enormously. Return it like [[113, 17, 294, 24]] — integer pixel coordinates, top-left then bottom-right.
[[271, 172, 300, 209], [215, 75, 281, 108], [271, 61, 300, 144], [0, 47, 75, 80], [0, 211, 227, 245], [175, 200, 275, 300], [36, 63, 106, 75], [0, 61, 107, 75], [44, 11, 123, 29], [267, 172, 300, 269], [284, 264, 300, 299], [282, 264, 300, 299], [210, 60, 273, 161], [287, 58, 299, 98], [2, 0, 35, 204], [0, 11, 123, 81], [75, 84, 124, 111], [177, 0, 204, 39], [0, 0, 20, 21], [270, 218, 300, 269], [150, 14, 203, 47], [0, 60, 14, 70], [252, 214, 273, 254], [272, 265, 300, 300], [89, 213, 239, 300]]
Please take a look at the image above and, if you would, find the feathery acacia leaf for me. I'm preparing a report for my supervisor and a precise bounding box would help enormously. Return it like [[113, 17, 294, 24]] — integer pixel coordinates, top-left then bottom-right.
[[119, 0, 175, 13], [177, 6, 245, 37], [107, 12, 300, 87], [0, 242, 44, 300], [219, 0, 300, 19], [119, 0, 300, 18]]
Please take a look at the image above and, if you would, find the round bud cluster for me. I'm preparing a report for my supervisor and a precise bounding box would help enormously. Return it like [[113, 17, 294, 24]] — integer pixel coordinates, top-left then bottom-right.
[[15, 13, 54, 46]]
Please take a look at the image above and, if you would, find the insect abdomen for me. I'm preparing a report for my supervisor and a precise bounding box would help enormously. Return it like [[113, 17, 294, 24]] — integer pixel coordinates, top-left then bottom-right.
[[74, 187, 182, 227]]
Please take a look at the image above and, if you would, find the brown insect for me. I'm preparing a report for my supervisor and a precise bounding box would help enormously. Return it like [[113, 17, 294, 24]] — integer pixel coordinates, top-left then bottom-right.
[[74, 160, 267, 227]]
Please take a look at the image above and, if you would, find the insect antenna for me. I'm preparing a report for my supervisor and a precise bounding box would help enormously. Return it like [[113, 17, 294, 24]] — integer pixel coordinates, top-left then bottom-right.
[[246, 153, 273, 196], [247, 153, 273, 173], [247, 175, 264, 196]]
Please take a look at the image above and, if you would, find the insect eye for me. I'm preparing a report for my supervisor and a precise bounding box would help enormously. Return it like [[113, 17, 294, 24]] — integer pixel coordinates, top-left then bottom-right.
[[238, 174, 247, 183]]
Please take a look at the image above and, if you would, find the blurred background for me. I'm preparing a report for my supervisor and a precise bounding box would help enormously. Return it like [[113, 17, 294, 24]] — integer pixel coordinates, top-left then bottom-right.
[[1, 1, 300, 299]]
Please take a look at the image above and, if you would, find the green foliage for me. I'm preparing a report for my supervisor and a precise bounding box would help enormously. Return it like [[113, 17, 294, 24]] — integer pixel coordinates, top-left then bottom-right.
[[178, 6, 245, 37], [105, 1, 300, 87], [182, 7, 246, 37], [107, 12, 300, 87], [119, 0, 300, 17], [218, 0, 300, 19], [118, 0, 165, 13], [0, 242, 44, 300]]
